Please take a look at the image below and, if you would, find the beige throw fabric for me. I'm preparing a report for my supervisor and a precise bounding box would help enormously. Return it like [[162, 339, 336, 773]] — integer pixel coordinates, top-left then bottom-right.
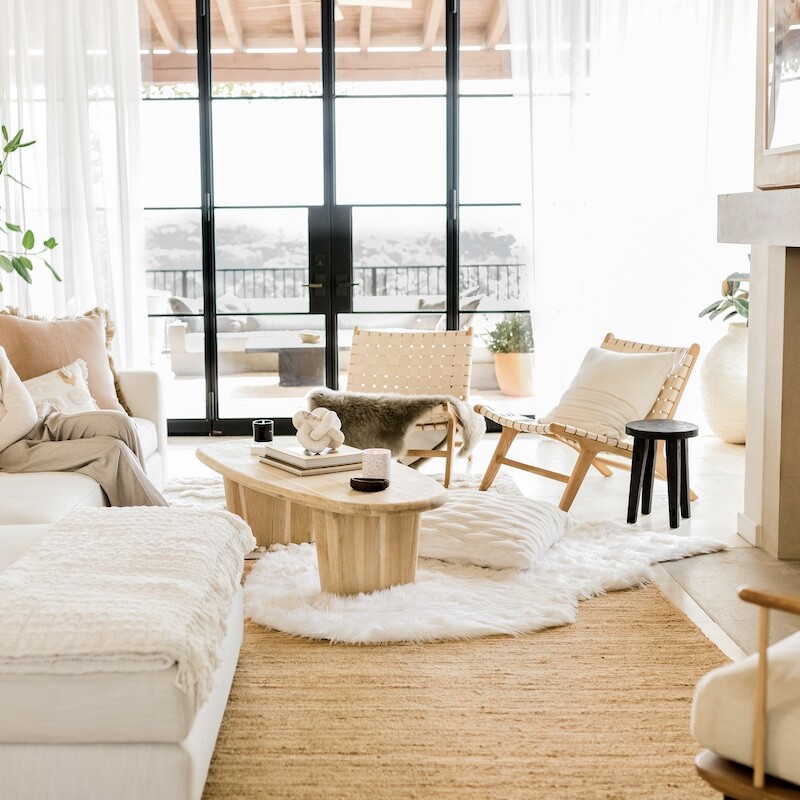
[[0, 410, 166, 507]]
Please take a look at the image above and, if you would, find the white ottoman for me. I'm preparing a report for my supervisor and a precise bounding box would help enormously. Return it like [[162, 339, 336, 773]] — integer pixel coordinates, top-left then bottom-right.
[[0, 506, 255, 800]]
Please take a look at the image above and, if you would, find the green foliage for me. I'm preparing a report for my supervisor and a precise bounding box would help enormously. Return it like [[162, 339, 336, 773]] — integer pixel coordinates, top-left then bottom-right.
[[0, 125, 60, 293], [484, 314, 534, 354], [698, 271, 749, 323]]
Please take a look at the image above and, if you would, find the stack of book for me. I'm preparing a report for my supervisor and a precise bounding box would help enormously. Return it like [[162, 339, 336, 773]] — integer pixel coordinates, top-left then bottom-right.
[[259, 443, 363, 476]]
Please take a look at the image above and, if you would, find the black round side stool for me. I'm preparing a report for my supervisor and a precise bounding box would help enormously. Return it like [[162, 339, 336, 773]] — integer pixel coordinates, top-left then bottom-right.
[[625, 419, 699, 529]]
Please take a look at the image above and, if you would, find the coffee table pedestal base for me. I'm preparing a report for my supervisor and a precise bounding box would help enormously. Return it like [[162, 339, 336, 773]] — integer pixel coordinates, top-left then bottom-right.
[[314, 510, 420, 595], [223, 477, 315, 546]]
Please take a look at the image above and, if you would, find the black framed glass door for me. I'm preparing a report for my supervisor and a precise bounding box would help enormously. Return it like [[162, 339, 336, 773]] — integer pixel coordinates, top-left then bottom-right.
[[139, 0, 530, 435]]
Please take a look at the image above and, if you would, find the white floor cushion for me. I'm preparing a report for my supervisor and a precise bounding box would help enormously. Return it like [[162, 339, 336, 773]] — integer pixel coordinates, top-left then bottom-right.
[[691, 630, 800, 786], [419, 490, 573, 570]]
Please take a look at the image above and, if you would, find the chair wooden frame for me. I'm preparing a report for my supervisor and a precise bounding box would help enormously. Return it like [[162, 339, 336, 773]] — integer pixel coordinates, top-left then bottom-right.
[[476, 333, 701, 511], [346, 326, 474, 488], [695, 587, 800, 800]]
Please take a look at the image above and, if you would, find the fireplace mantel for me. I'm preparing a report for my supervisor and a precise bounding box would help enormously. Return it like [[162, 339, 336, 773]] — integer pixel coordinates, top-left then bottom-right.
[[718, 188, 800, 559]]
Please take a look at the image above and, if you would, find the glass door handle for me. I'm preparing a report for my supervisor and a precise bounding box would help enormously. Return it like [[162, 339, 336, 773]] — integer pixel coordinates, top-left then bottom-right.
[[303, 283, 323, 288], [335, 279, 360, 297]]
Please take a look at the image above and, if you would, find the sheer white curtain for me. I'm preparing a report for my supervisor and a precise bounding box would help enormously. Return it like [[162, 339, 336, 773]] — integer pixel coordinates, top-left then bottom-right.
[[512, 0, 756, 415], [0, 0, 146, 365]]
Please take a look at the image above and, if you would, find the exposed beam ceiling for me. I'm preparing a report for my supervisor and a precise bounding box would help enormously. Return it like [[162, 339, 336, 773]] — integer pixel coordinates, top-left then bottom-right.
[[289, 0, 307, 52], [143, 0, 185, 52], [359, 6, 372, 52], [216, 0, 245, 51], [421, 0, 444, 50], [484, 0, 508, 50]]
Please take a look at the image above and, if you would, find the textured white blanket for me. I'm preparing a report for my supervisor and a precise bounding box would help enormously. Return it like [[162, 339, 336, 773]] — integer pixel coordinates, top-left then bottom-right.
[[0, 507, 255, 707]]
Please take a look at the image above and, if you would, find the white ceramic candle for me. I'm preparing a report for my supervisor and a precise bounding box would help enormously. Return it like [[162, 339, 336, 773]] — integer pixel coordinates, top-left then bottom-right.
[[362, 448, 391, 480]]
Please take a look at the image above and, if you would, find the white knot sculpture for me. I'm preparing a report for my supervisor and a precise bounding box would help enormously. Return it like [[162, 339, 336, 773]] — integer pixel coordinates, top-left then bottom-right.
[[292, 407, 345, 454]]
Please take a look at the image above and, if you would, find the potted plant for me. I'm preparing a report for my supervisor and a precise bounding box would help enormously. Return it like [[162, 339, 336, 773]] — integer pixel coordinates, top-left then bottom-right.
[[484, 314, 534, 396], [0, 125, 59, 293], [698, 271, 749, 444]]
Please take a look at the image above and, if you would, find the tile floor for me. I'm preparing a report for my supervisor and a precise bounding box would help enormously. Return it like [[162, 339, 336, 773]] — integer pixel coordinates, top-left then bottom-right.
[[167, 431, 800, 660]]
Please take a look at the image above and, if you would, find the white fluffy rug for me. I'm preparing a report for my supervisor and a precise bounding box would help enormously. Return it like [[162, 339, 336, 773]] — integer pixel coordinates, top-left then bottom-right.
[[164, 474, 726, 645]]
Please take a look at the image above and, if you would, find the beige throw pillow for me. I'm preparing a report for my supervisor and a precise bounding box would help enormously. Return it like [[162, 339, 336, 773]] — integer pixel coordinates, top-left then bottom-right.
[[23, 359, 98, 414], [540, 347, 676, 440], [0, 307, 130, 414]]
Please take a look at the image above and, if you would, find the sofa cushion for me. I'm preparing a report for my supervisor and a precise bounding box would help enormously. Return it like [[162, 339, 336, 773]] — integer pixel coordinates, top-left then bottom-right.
[[0, 472, 106, 523], [691, 631, 800, 786], [22, 359, 98, 414], [0, 307, 129, 414], [132, 417, 158, 459]]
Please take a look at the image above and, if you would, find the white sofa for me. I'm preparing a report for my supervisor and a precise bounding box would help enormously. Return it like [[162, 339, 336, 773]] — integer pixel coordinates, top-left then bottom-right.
[[0, 369, 168, 525], [0, 371, 244, 800]]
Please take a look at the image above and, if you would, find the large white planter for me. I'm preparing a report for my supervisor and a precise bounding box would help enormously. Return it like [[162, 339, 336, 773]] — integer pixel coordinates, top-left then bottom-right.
[[699, 322, 747, 444]]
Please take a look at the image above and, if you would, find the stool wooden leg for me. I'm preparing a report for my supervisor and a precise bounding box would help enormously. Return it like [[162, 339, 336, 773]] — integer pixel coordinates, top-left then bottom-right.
[[641, 439, 657, 515], [627, 437, 647, 524], [679, 439, 691, 519], [666, 439, 680, 529]]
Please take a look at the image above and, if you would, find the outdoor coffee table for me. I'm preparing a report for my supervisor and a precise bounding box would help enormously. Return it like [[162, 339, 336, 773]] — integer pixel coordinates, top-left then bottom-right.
[[196, 440, 448, 595]]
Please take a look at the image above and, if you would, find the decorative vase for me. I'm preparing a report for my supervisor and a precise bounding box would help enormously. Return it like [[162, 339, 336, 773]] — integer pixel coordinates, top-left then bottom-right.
[[699, 322, 747, 444], [494, 352, 535, 397]]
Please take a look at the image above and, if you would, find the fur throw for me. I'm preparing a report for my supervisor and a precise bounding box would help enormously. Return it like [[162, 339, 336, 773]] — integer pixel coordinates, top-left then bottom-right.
[[306, 388, 485, 458]]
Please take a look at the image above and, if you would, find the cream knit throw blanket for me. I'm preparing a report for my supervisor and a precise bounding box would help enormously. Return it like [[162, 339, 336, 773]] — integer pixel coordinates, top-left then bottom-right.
[[0, 506, 256, 707]]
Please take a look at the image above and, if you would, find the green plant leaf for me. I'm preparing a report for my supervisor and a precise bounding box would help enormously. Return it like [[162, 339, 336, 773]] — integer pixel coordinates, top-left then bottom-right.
[[0, 279, 4, 292], [699, 300, 721, 318], [43, 259, 62, 281], [17, 140, 35, 148], [5, 222, 21, 232], [1, 126, 7, 142], [18, 255, 32, 271], [10, 256, 32, 283], [727, 272, 750, 281], [708, 299, 733, 320], [5, 173, 31, 190], [21, 229, 34, 249], [0, 255, 13, 272], [43, 236, 57, 250], [733, 297, 749, 319]]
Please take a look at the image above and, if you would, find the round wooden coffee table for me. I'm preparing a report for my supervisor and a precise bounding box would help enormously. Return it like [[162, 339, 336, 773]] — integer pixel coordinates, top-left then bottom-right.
[[196, 440, 448, 595]]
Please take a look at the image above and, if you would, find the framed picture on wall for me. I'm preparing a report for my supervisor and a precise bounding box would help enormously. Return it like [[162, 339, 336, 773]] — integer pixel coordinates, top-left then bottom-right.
[[756, 0, 800, 188]]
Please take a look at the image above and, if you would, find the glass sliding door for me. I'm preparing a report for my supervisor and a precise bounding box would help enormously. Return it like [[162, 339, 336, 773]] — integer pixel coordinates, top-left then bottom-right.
[[139, 0, 532, 433]]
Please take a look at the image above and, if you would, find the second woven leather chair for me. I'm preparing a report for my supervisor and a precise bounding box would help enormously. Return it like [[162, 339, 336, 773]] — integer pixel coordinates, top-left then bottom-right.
[[476, 333, 700, 511]]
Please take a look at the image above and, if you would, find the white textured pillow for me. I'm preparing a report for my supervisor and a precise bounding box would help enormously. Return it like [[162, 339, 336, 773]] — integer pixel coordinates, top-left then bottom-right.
[[419, 490, 572, 570], [23, 359, 98, 414], [691, 630, 800, 786], [540, 347, 676, 440]]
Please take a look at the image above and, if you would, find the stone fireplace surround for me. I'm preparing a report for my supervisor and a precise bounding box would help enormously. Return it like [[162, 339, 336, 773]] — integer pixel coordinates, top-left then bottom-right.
[[718, 188, 800, 559]]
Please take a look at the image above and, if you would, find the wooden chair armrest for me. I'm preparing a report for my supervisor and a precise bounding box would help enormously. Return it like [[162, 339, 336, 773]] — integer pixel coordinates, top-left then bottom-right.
[[739, 586, 800, 617]]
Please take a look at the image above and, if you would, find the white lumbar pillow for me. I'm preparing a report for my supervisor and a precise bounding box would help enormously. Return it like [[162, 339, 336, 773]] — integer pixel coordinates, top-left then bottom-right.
[[23, 358, 98, 414], [540, 347, 676, 440], [419, 490, 573, 570]]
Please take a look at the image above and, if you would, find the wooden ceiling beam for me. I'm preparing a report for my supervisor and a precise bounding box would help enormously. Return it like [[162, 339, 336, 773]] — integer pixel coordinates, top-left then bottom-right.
[[289, 0, 307, 52], [484, 0, 508, 49], [142, 0, 184, 53], [359, 6, 372, 52], [422, 0, 444, 50], [216, 0, 245, 51]]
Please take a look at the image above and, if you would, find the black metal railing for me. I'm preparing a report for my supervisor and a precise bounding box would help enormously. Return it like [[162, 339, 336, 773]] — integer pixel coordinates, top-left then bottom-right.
[[146, 263, 526, 302]]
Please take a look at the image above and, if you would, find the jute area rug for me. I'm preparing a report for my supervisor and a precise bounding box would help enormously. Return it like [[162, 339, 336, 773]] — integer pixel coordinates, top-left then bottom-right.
[[202, 584, 726, 800]]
